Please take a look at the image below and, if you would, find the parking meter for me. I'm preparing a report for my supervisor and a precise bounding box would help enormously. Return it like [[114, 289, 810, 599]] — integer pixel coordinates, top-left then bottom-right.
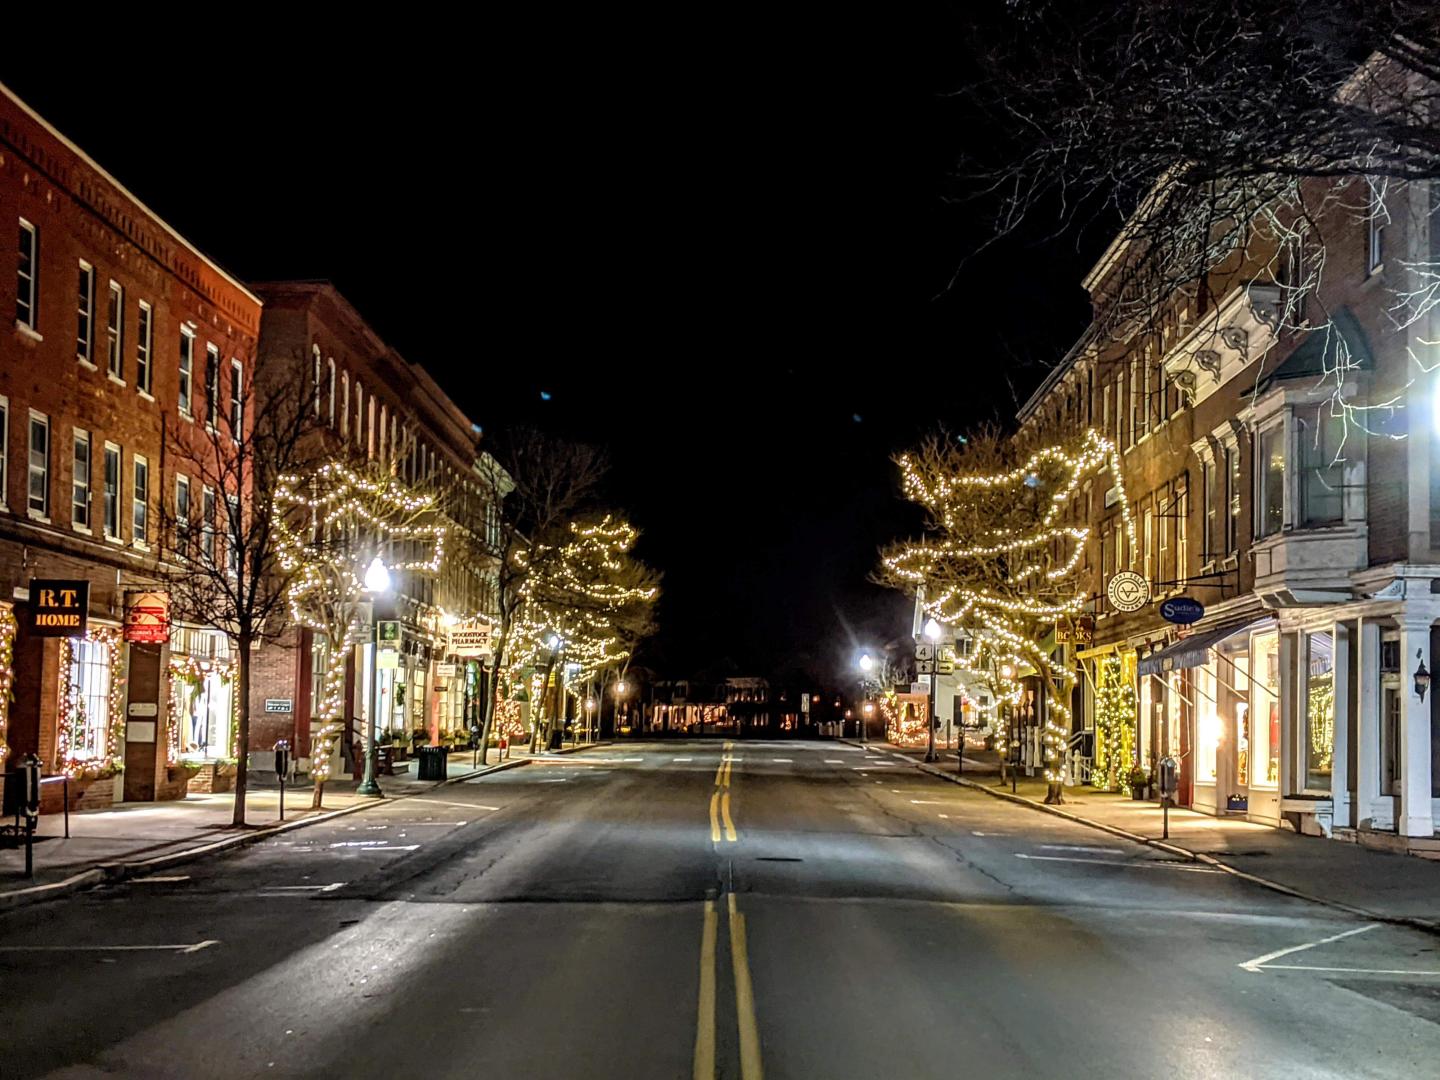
[[273, 740, 291, 821], [1158, 756, 1180, 800], [21, 754, 40, 823]]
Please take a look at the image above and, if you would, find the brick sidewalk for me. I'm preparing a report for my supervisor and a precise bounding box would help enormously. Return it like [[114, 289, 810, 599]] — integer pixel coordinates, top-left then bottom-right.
[[865, 740, 1440, 929]]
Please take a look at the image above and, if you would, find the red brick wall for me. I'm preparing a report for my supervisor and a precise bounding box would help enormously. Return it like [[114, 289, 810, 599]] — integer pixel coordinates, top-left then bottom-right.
[[248, 627, 301, 752]]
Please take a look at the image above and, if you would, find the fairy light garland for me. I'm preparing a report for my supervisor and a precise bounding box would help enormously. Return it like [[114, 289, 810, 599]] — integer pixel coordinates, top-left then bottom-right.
[[56, 628, 125, 780], [0, 605, 15, 769]]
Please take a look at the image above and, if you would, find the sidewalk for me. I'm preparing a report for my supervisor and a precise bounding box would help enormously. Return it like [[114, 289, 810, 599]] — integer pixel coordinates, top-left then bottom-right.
[[0, 741, 608, 909], [864, 740, 1440, 931]]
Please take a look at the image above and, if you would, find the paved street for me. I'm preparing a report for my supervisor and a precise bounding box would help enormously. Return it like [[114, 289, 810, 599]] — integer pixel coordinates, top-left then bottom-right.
[[3, 740, 1439, 1079]]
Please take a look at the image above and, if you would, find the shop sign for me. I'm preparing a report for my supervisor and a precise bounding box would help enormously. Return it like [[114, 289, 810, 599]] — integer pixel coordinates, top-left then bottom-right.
[[123, 589, 171, 643], [436, 662, 457, 677], [1106, 571, 1150, 613], [1056, 617, 1095, 645], [378, 649, 400, 670], [29, 579, 89, 637], [451, 620, 492, 657], [1160, 597, 1205, 625], [127, 702, 158, 718], [265, 699, 293, 713]]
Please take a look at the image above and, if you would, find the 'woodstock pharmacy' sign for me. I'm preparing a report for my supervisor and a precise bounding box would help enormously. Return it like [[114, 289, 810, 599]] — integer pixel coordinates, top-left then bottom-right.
[[450, 621, 493, 657]]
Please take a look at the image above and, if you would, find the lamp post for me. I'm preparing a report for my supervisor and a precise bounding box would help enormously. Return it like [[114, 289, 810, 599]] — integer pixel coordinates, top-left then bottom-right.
[[358, 555, 391, 798], [615, 679, 629, 737], [857, 652, 875, 743], [923, 618, 943, 763]]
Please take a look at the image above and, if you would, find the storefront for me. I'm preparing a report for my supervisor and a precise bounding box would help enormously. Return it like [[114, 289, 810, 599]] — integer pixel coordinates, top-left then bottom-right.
[[168, 627, 237, 793]]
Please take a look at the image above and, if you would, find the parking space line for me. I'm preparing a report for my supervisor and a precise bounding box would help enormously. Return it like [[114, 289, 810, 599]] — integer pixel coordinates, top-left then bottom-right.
[[1015, 853, 1223, 873], [1238, 923, 1380, 973]]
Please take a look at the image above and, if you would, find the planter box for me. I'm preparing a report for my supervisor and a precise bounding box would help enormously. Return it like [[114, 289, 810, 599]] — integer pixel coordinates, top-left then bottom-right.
[[186, 761, 237, 794], [39, 774, 116, 814]]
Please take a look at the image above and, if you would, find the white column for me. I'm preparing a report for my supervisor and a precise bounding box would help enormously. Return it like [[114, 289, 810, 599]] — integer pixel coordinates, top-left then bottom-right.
[[1398, 617, 1434, 838], [1355, 619, 1381, 828], [1332, 622, 1351, 826]]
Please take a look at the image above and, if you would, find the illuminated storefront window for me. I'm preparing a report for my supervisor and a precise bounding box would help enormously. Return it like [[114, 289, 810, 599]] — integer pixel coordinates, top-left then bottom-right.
[[1251, 631, 1281, 787], [1196, 664, 1218, 783], [1305, 629, 1334, 791]]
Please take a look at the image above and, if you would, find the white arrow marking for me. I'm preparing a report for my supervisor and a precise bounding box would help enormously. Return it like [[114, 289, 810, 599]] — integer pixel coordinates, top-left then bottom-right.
[[1238, 924, 1380, 973]]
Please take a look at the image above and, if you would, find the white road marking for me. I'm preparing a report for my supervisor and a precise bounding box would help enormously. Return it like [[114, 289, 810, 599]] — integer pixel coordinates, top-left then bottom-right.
[[132, 875, 190, 884], [972, 831, 988, 836], [424, 797, 503, 810], [824, 759, 845, 764], [1015, 853, 1223, 873], [772, 758, 793, 763], [262, 882, 347, 893], [673, 757, 693, 762], [538, 778, 569, 783], [910, 800, 944, 805], [1237, 924, 1380, 973], [1253, 963, 1440, 975], [938, 814, 950, 819], [0, 941, 219, 954], [1039, 844, 1118, 855]]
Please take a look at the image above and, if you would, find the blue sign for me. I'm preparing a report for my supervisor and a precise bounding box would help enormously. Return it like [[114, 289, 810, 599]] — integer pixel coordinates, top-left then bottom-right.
[[1160, 597, 1205, 625]]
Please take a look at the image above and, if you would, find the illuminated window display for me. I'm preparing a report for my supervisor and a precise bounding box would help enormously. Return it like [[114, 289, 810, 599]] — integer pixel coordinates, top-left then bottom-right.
[[1251, 631, 1281, 787]]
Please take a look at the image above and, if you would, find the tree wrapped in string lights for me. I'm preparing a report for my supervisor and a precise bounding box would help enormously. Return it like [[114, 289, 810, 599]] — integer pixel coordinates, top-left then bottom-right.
[[881, 429, 1133, 803], [505, 514, 659, 747], [275, 458, 446, 807]]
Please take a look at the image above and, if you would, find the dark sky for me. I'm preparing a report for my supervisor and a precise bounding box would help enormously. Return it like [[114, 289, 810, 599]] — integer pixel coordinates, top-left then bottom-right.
[[3, 19, 1105, 686]]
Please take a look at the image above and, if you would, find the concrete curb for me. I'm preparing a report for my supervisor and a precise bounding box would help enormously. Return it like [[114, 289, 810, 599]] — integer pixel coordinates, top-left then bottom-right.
[[0, 753, 545, 913], [847, 740, 1440, 936]]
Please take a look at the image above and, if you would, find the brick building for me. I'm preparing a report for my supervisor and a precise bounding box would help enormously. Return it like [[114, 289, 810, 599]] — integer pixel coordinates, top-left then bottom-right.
[[248, 282, 499, 778], [0, 81, 261, 806], [1012, 150, 1440, 847]]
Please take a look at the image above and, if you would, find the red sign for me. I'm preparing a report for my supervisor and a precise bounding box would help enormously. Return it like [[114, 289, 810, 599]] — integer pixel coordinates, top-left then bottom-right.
[[124, 590, 171, 643]]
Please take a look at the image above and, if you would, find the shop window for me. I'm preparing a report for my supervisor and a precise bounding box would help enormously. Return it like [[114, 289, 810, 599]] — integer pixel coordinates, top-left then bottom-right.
[[1257, 425, 1285, 539], [1304, 630, 1334, 791], [178, 328, 194, 417], [68, 637, 111, 761], [135, 300, 153, 394], [1251, 631, 1281, 787], [1196, 666, 1218, 783], [177, 658, 233, 759]]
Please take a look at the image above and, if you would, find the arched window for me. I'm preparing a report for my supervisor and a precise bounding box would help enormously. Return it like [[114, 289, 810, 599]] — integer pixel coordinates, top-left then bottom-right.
[[355, 381, 364, 449], [327, 358, 336, 426], [379, 404, 388, 463], [340, 372, 350, 439]]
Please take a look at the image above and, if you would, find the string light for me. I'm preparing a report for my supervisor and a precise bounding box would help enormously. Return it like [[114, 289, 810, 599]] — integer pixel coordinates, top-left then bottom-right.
[[0, 605, 14, 769]]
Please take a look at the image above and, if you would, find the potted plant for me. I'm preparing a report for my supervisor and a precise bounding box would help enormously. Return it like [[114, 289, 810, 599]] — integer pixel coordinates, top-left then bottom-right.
[[1128, 766, 1151, 800]]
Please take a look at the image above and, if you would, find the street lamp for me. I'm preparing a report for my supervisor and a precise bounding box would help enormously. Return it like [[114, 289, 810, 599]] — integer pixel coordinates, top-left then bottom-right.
[[615, 679, 629, 737], [855, 651, 876, 743], [923, 619, 943, 763], [358, 556, 391, 798]]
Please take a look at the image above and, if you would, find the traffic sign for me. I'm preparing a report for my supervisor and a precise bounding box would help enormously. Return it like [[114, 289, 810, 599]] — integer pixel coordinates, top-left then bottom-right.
[[915, 643, 935, 661], [378, 620, 401, 644], [916, 660, 936, 674], [1107, 571, 1150, 613]]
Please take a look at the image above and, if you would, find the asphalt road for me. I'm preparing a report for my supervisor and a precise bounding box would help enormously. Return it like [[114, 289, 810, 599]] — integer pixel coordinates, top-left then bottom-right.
[[3, 740, 1440, 1079]]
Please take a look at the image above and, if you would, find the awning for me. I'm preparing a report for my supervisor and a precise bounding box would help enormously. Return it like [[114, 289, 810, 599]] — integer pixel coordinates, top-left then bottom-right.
[[1137, 621, 1258, 676]]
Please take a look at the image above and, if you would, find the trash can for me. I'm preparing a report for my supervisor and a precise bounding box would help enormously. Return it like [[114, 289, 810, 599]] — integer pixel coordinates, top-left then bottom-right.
[[416, 745, 449, 781]]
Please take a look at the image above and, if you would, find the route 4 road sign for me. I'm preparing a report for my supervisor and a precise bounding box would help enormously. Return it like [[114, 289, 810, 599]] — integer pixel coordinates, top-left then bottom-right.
[[1106, 571, 1151, 613], [916, 660, 936, 674], [915, 644, 935, 661]]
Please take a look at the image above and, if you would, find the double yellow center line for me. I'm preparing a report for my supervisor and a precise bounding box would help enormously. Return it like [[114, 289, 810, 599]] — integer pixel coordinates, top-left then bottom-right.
[[710, 742, 738, 843], [693, 893, 763, 1080]]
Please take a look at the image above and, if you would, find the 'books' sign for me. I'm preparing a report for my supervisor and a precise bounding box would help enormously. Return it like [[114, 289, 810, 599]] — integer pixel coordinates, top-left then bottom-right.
[[30, 579, 89, 637]]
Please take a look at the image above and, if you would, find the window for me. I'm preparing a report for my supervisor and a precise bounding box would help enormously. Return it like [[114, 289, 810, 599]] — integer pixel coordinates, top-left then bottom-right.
[[201, 485, 216, 565], [1225, 442, 1241, 555], [178, 327, 194, 416], [1367, 188, 1386, 274], [0, 395, 7, 508], [1175, 481, 1187, 583], [1250, 630, 1281, 787], [312, 346, 322, 415], [327, 358, 336, 426], [135, 300, 153, 394], [176, 474, 190, 559], [27, 411, 49, 518], [205, 344, 219, 427], [1202, 458, 1215, 561], [230, 359, 243, 436], [132, 454, 149, 546], [1142, 507, 1154, 582], [72, 429, 90, 530], [368, 395, 376, 458], [103, 443, 121, 539], [1298, 405, 1344, 526], [1129, 357, 1143, 447], [1257, 426, 1285, 539], [340, 371, 350, 438], [16, 218, 37, 331], [1158, 490, 1172, 584], [76, 261, 94, 363], [1304, 629, 1335, 792], [68, 637, 111, 762], [379, 404, 388, 462], [106, 281, 124, 379], [354, 380, 364, 447], [226, 493, 240, 577]]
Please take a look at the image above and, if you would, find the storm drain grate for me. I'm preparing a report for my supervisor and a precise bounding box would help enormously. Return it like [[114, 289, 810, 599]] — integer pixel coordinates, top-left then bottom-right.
[[756, 856, 803, 863]]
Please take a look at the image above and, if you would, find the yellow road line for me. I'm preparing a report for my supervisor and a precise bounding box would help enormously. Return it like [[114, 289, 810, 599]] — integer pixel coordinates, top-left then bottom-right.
[[709, 791, 722, 843], [722, 759, 732, 787], [728, 893, 764, 1080], [721, 791, 738, 842], [693, 899, 717, 1080]]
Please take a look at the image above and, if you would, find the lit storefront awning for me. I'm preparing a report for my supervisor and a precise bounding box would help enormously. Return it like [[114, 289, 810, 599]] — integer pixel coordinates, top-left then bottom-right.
[[1137, 621, 1257, 676]]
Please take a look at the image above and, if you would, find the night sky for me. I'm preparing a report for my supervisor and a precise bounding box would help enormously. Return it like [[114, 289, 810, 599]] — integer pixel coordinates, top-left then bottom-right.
[[3, 20, 1108, 685]]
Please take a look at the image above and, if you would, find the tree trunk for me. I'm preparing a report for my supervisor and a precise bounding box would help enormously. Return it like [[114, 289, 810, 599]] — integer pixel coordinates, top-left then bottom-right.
[[310, 644, 348, 809], [233, 632, 252, 827], [476, 625, 510, 767], [1044, 781, 1065, 804], [532, 653, 558, 752]]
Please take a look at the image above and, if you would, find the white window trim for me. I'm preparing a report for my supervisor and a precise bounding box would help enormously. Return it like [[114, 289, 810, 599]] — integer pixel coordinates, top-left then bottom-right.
[[106, 280, 124, 381], [135, 299, 154, 397], [27, 408, 50, 522], [77, 259, 95, 367], [0, 394, 7, 511], [230, 357, 243, 439], [175, 473, 191, 560], [132, 452, 150, 549]]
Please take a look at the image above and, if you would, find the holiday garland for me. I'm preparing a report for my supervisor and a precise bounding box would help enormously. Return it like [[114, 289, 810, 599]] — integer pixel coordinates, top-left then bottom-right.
[[57, 628, 125, 780], [0, 605, 15, 769]]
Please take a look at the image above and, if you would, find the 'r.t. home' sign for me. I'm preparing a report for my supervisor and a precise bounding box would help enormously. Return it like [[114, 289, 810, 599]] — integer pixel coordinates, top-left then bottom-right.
[[29, 579, 89, 637]]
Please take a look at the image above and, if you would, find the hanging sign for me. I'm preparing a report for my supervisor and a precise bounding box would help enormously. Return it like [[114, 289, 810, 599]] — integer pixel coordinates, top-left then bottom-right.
[[451, 620, 493, 657], [1160, 597, 1206, 625], [124, 589, 171, 643], [1106, 571, 1150, 614], [436, 662, 457, 677], [29, 579, 89, 637], [1056, 616, 1095, 645]]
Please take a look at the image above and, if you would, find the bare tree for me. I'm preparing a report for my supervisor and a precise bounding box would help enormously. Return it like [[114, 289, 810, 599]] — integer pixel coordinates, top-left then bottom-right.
[[157, 356, 315, 826], [955, 1, 1440, 415], [473, 429, 608, 760]]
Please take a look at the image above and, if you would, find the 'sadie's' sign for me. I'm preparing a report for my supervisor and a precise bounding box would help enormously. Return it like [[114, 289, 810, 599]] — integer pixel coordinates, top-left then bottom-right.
[[30, 579, 89, 637]]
